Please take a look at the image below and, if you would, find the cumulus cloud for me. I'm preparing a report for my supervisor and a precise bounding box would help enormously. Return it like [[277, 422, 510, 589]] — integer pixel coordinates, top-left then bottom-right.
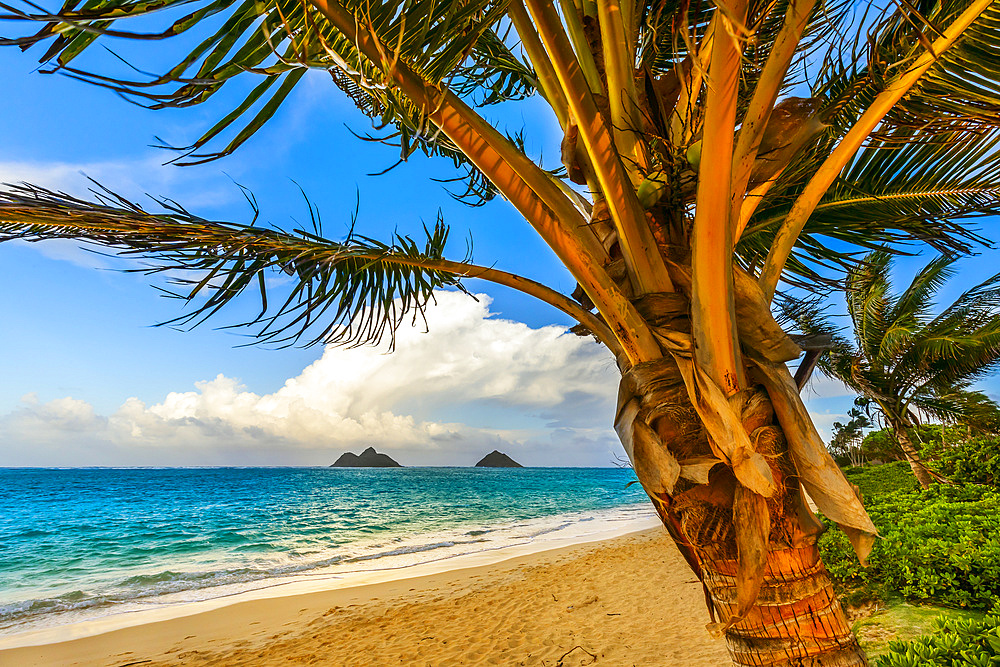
[[800, 371, 853, 401], [798, 371, 858, 443], [806, 411, 850, 441], [0, 288, 857, 463], [5, 393, 107, 441], [0, 292, 623, 466]]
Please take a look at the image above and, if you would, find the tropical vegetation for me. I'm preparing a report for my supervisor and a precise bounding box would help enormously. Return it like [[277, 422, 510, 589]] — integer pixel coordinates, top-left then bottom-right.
[[790, 251, 1000, 488], [2, 0, 1000, 663], [925, 434, 1000, 487], [820, 478, 1000, 610], [861, 426, 939, 464], [819, 460, 1000, 661], [830, 399, 874, 466], [854, 422, 1000, 486], [875, 606, 1000, 667]]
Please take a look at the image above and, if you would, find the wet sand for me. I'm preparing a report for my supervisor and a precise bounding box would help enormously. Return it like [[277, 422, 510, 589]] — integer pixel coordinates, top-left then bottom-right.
[[0, 527, 729, 666]]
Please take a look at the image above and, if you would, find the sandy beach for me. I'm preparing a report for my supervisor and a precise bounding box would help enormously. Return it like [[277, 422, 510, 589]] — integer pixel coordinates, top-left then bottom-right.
[[0, 526, 729, 666]]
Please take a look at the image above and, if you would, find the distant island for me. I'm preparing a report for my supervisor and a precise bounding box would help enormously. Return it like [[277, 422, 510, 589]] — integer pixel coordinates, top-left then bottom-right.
[[330, 447, 402, 467], [475, 450, 523, 468]]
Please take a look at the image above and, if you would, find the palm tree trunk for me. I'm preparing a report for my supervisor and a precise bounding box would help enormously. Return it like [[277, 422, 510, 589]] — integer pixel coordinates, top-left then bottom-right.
[[618, 357, 869, 666], [699, 544, 866, 666], [890, 422, 934, 489]]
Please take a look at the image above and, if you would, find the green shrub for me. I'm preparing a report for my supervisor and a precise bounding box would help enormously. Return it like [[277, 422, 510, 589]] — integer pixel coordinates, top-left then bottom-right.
[[924, 435, 1000, 488], [875, 606, 1000, 666], [844, 461, 920, 497], [820, 485, 1000, 609], [862, 429, 907, 462], [862, 426, 941, 463]]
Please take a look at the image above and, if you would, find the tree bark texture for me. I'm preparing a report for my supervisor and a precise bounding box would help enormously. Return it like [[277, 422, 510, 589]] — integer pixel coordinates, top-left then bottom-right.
[[577, 209, 878, 663], [615, 340, 870, 665]]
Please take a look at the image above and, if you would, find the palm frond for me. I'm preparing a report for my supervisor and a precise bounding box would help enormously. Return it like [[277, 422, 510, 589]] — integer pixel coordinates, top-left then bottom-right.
[[0, 0, 534, 202], [776, 293, 853, 353], [889, 253, 956, 324], [883, 0, 1000, 133], [642, 0, 850, 89], [813, 0, 1000, 138], [875, 253, 955, 361], [926, 271, 1000, 331], [934, 390, 1000, 432], [0, 181, 469, 349], [845, 250, 893, 365], [736, 1, 1000, 289], [0, 180, 619, 349], [740, 126, 1000, 288], [907, 387, 999, 425], [908, 324, 1000, 390]]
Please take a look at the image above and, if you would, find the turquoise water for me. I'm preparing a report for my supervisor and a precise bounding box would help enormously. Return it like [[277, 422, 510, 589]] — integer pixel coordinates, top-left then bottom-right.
[[0, 467, 650, 636]]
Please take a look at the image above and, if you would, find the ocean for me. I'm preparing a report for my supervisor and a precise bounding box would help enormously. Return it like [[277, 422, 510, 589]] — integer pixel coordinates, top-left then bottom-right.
[[0, 467, 653, 642]]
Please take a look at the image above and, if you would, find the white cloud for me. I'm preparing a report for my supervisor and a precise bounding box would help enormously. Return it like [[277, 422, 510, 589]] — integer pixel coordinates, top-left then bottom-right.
[[799, 371, 859, 443], [0, 289, 863, 464], [5, 395, 106, 440], [806, 410, 850, 443], [0, 292, 623, 466]]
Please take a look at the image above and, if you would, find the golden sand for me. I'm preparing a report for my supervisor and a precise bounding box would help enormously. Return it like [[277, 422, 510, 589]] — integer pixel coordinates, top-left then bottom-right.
[[1, 527, 729, 666]]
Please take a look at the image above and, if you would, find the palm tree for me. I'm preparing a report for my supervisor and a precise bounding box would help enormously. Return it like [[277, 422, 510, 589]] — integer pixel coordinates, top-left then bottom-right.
[[790, 250, 1000, 490], [2, 0, 1000, 663]]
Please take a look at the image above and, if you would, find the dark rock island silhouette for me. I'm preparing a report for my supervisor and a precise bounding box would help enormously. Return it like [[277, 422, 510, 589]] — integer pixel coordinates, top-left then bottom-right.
[[330, 447, 402, 467], [474, 450, 523, 468]]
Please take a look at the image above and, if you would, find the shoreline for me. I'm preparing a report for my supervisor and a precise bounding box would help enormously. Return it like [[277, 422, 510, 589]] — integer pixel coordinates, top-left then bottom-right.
[[1, 468, 652, 644], [0, 524, 729, 666], [0, 513, 660, 651], [0, 503, 655, 648]]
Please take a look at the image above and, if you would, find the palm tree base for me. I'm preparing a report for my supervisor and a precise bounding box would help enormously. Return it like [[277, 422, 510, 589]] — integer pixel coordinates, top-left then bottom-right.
[[619, 356, 869, 666], [702, 545, 868, 666]]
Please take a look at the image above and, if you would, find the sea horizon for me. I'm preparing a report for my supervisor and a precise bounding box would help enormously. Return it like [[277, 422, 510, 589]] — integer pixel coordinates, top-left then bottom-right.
[[1, 466, 653, 644]]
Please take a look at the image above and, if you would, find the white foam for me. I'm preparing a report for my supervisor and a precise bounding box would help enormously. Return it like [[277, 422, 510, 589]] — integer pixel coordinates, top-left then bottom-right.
[[0, 505, 660, 650]]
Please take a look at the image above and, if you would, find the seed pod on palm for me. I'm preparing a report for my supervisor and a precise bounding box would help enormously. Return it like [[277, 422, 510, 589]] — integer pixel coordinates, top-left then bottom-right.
[[749, 97, 828, 188], [560, 124, 587, 185]]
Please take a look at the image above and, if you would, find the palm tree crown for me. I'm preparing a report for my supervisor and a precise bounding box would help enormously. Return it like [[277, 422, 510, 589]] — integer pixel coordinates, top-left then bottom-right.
[[790, 250, 1000, 484]]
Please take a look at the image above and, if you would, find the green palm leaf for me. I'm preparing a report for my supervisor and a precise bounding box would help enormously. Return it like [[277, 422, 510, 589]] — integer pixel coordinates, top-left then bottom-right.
[[740, 124, 1000, 286], [0, 181, 467, 349], [0, 180, 614, 349], [813, 0, 1000, 136], [785, 250, 1000, 437], [1, 0, 534, 200]]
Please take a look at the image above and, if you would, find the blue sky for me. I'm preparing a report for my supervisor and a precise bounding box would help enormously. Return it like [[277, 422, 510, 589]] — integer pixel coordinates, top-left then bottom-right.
[[0, 43, 616, 466], [0, 33, 997, 466]]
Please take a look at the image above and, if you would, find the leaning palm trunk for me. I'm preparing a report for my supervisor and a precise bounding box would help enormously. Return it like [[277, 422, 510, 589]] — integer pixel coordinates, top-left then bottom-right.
[[620, 359, 866, 664], [890, 420, 946, 489], [612, 286, 875, 665]]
